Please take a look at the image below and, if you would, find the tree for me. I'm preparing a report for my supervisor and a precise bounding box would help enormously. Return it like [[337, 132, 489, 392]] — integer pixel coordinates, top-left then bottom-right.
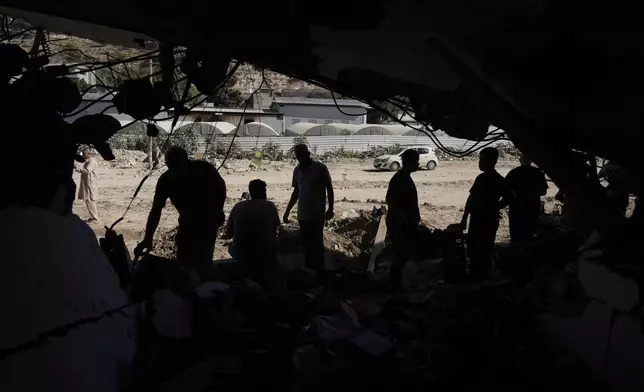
[[367, 100, 405, 124], [207, 74, 243, 108]]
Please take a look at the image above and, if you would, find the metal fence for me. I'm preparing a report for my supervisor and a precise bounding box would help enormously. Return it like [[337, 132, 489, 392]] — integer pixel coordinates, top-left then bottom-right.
[[198, 135, 507, 154]]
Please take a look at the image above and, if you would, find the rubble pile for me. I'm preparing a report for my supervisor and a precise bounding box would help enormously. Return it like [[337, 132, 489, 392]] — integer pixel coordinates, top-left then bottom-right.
[[118, 209, 632, 391], [100, 149, 149, 169], [122, 248, 586, 392], [155, 226, 178, 258], [324, 208, 383, 260]]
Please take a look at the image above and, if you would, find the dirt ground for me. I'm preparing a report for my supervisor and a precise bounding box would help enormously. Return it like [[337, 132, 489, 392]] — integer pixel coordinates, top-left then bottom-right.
[[74, 151, 561, 260]]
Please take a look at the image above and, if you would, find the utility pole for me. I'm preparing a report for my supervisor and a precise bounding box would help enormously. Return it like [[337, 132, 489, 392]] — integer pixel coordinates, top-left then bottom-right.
[[148, 58, 153, 170]]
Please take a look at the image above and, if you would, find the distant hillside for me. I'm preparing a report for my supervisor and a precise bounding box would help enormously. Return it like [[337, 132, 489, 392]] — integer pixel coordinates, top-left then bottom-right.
[[12, 33, 313, 93], [234, 64, 314, 93]]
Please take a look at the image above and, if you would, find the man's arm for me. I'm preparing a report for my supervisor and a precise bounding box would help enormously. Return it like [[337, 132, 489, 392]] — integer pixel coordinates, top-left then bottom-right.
[[214, 172, 227, 227], [461, 176, 480, 228], [284, 188, 299, 223], [140, 177, 168, 250], [385, 179, 394, 206], [75, 158, 97, 174], [223, 208, 234, 240], [284, 169, 299, 223], [324, 165, 334, 219], [272, 203, 281, 232], [461, 194, 471, 228], [326, 184, 335, 218]]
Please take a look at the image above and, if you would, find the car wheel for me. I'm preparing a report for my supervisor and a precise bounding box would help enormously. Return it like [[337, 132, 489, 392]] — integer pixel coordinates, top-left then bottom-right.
[[426, 160, 437, 170], [389, 162, 400, 171]]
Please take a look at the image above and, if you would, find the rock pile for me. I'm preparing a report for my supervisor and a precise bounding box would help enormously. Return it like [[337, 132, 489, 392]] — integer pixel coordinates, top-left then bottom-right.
[[100, 149, 149, 169]]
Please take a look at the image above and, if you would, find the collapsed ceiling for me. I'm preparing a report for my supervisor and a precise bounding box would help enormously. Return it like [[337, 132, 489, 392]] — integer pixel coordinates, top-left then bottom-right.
[[0, 0, 642, 227]]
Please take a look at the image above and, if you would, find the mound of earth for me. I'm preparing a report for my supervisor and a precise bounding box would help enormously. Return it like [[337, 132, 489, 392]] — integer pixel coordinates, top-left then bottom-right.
[[326, 208, 383, 258], [155, 226, 178, 258]]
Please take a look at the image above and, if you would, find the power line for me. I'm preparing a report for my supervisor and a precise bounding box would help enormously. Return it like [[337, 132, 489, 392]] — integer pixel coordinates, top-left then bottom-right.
[[331, 91, 372, 117], [216, 66, 267, 170]]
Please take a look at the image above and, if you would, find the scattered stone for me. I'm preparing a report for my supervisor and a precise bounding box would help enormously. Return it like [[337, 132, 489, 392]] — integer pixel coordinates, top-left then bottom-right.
[[341, 209, 360, 219]]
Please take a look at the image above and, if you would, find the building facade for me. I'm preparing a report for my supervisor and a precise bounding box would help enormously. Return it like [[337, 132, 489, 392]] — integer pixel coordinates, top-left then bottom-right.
[[272, 96, 369, 128], [72, 90, 370, 136]]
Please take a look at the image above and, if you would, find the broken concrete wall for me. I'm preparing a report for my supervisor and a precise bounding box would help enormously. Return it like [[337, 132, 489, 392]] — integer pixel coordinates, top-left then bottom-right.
[[0, 208, 136, 391], [536, 234, 644, 392]]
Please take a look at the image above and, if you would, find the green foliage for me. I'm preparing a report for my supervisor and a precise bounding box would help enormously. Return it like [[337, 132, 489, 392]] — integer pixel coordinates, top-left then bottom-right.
[[94, 60, 154, 88], [108, 134, 148, 152], [496, 142, 521, 159], [208, 74, 244, 108], [434, 148, 478, 161], [291, 134, 309, 148], [261, 141, 284, 161], [367, 98, 408, 124], [287, 135, 310, 159], [174, 78, 201, 103], [205, 139, 247, 161], [107, 122, 149, 151], [320, 147, 362, 160], [167, 126, 199, 155], [76, 78, 89, 93], [360, 144, 403, 159]]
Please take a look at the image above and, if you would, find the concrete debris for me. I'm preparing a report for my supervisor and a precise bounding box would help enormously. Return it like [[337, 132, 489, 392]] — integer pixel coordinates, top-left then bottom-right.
[[196, 281, 230, 298], [111, 202, 640, 392], [152, 289, 194, 339], [351, 330, 393, 356], [100, 150, 149, 169], [578, 260, 639, 312], [340, 209, 360, 219], [0, 207, 135, 392], [278, 252, 305, 271], [312, 314, 359, 341]]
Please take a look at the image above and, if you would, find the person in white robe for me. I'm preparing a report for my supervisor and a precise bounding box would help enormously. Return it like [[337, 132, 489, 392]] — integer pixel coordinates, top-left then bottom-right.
[[75, 147, 99, 222]]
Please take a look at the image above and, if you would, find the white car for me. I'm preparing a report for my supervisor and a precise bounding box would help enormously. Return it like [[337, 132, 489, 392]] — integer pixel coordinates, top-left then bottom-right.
[[373, 146, 439, 171]]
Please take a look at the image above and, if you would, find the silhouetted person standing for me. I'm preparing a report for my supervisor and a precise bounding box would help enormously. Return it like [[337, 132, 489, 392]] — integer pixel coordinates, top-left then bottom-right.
[[284, 144, 334, 277], [75, 147, 100, 222], [385, 149, 421, 286], [505, 155, 548, 243], [136, 146, 226, 279], [225, 179, 281, 284], [461, 147, 513, 280]]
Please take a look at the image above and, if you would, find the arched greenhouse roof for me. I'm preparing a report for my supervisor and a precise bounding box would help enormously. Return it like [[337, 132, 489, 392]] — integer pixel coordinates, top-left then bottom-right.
[[285, 122, 351, 136], [236, 121, 280, 136]]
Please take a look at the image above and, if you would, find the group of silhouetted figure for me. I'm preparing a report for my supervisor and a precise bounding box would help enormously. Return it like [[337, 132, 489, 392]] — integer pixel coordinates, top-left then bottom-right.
[[385, 147, 548, 285], [133, 144, 334, 286], [123, 143, 591, 287]]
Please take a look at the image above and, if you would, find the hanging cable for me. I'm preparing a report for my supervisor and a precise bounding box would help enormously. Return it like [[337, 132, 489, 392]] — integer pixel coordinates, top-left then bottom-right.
[[0, 27, 35, 43], [217, 67, 267, 170], [63, 69, 165, 118], [331, 91, 372, 117], [199, 61, 243, 158]]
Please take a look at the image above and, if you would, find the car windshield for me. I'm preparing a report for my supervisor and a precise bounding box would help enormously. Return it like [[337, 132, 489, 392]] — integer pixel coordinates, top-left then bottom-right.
[[392, 148, 407, 155]]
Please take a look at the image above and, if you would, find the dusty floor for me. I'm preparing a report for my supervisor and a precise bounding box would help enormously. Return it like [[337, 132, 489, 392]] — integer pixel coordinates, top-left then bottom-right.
[[74, 151, 560, 260]]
